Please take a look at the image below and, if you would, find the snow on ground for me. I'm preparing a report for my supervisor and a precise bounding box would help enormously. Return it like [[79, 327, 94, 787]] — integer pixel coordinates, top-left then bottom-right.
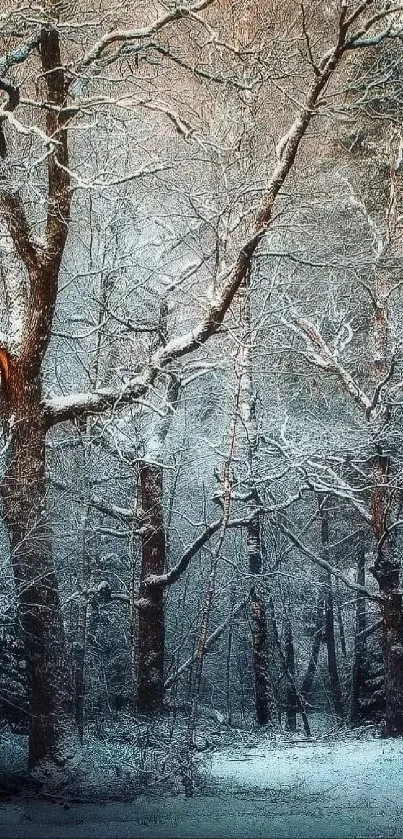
[[2, 736, 403, 837], [209, 735, 403, 807]]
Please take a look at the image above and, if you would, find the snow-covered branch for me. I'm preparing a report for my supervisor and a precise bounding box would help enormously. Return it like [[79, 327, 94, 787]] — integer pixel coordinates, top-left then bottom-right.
[[164, 598, 248, 689], [283, 309, 373, 414], [279, 521, 382, 603], [45, 13, 370, 427], [80, 0, 218, 67]]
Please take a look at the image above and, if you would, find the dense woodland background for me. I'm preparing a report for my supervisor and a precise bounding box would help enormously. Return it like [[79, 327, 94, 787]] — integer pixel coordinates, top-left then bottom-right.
[[2, 0, 403, 790]]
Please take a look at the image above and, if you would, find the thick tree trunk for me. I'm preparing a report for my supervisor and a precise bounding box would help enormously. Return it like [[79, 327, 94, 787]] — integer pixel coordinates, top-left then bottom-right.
[[369, 241, 403, 733], [382, 588, 403, 736], [1, 369, 77, 769], [371, 452, 403, 736], [136, 462, 165, 713], [250, 586, 273, 725], [247, 512, 276, 725], [375, 532, 403, 735], [247, 512, 277, 725]]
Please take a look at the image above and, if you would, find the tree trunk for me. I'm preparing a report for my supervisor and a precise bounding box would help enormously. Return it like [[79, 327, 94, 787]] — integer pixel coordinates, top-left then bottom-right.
[[189, 559, 217, 730], [319, 496, 344, 721], [250, 586, 273, 725], [284, 617, 297, 732], [371, 452, 403, 736], [73, 613, 87, 745], [324, 571, 344, 721], [350, 549, 367, 726], [369, 228, 403, 733], [226, 591, 234, 726], [1, 369, 77, 769], [382, 588, 403, 736], [270, 597, 310, 736], [247, 507, 277, 726], [238, 278, 276, 726], [71, 432, 92, 743], [72, 493, 90, 744], [136, 462, 165, 713], [246, 503, 277, 725], [301, 586, 324, 698], [336, 584, 347, 658]]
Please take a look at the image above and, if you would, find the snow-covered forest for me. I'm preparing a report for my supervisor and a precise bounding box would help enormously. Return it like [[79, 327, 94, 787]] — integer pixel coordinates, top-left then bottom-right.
[[2, 1, 403, 836]]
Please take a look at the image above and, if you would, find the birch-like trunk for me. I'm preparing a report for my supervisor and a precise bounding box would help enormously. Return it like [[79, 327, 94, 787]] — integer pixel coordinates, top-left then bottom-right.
[[238, 280, 277, 725]]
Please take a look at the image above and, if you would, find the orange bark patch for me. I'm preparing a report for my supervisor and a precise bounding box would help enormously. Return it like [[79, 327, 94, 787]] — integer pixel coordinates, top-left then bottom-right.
[[0, 348, 10, 384]]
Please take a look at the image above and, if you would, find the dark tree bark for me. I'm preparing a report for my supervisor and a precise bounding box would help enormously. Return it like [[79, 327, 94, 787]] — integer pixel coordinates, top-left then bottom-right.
[[350, 549, 367, 726], [238, 277, 277, 727], [73, 633, 86, 744], [301, 586, 325, 699], [2, 368, 77, 768], [250, 585, 273, 725], [0, 24, 78, 769], [136, 463, 165, 713], [284, 617, 297, 733], [268, 596, 310, 736], [72, 496, 91, 744], [135, 302, 182, 715], [324, 571, 344, 722], [226, 592, 234, 725], [336, 584, 347, 658], [371, 451, 403, 735], [319, 497, 344, 722]]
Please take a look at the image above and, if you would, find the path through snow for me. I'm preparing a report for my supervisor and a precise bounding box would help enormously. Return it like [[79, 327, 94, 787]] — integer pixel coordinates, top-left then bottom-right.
[[1, 737, 403, 837]]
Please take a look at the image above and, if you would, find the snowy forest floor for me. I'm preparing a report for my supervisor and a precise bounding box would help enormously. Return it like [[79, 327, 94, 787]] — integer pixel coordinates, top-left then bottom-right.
[[1, 719, 403, 837]]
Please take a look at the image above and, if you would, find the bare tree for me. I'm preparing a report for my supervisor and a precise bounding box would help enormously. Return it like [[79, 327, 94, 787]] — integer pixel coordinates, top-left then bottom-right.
[[1, 0, 403, 771]]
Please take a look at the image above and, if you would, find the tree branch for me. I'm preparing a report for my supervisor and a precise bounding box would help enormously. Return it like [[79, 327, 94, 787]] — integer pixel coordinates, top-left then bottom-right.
[[145, 519, 222, 588], [366, 357, 396, 418], [19, 24, 71, 372], [0, 76, 39, 278], [279, 520, 382, 603], [283, 309, 373, 414], [80, 0, 218, 67], [50, 478, 135, 522], [45, 21, 360, 426], [164, 598, 247, 689], [0, 32, 40, 76]]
